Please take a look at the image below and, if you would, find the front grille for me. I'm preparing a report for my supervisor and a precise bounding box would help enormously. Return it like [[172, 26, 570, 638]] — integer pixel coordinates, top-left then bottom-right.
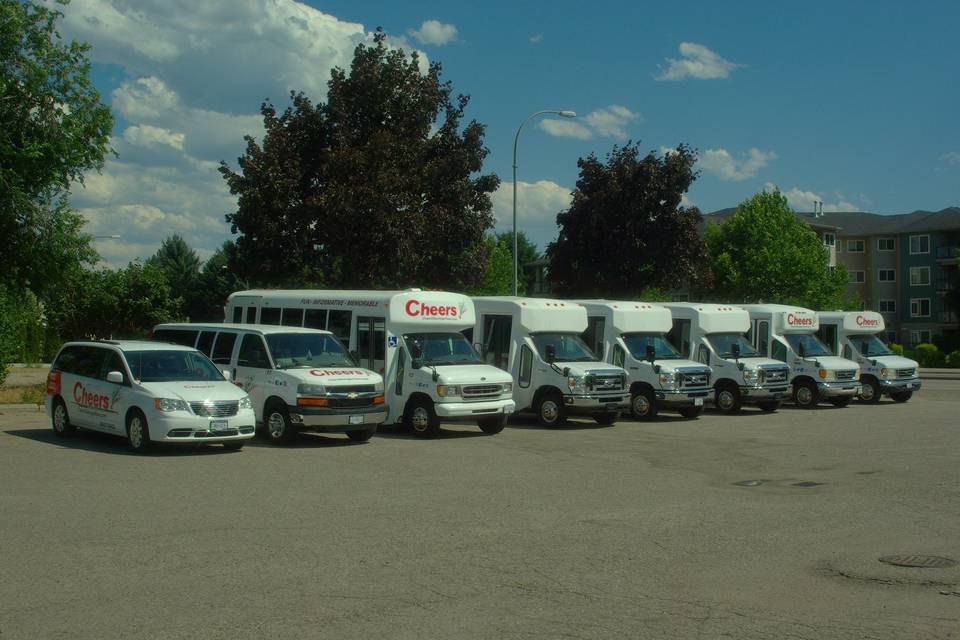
[[329, 397, 375, 409], [896, 368, 916, 378], [329, 384, 375, 394], [679, 370, 710, 388], [835, 369, 857, 381], [589, 374, 624, 393], [463, 384, 503, 399], [190, 400, 239, 417], [761, 367, 789, 385]]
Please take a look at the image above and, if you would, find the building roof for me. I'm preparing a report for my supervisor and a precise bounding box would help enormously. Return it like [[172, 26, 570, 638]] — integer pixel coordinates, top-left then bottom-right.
[[703, 206, 960, 237]]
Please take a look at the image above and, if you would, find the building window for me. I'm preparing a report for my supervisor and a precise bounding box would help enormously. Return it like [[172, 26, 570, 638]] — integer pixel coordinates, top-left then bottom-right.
[[909, 266, 931, 286], [910, 298, 930, 318], [823, 232, 836, 247], [909, 235, 930, 255], [850, 270, 865, 284], [877, 237, 895, 251], [846, 239, 865, 253], [878, 299, 896, 314], [878, 269, 896, 282], [910, 330, 931, 345], [671, 293, 689, 302]]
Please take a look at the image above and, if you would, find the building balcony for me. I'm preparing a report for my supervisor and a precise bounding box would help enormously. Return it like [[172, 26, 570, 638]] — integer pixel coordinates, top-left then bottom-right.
[[937, 310, 959, 324], [936, 279, 952, 292], [935, 245, 959, 263]]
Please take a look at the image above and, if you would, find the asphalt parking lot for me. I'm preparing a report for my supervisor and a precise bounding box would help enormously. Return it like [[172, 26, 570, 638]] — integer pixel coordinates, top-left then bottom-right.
[[1, 382, 958, 639]]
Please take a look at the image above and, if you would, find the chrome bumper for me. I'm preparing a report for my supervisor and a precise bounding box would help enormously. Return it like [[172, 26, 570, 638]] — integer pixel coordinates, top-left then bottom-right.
[[435, 399, 516, 420], [880, 378, 921, 394], [564, 394, 627, 413], [288, 404, 388, 430], [656, 389, 710, 407], [738, 385, 789, 402], [816, 381, 860, 398]]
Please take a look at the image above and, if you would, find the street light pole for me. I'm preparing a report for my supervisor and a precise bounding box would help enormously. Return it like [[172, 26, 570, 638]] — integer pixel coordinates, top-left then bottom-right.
[[512, 109, 576, 296]]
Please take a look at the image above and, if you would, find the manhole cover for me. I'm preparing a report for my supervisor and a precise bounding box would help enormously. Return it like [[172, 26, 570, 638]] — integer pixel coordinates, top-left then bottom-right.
[[879, 555, 958, 569], [793, 481, 825, 487], [732, 480, 764, 487]]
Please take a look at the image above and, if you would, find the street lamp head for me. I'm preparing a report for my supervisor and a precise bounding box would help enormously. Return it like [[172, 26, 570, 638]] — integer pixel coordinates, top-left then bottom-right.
[[558, 110, 577, 118]]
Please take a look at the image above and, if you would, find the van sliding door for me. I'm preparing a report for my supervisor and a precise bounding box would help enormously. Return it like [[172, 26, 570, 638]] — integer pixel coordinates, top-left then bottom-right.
[[356, 316, 386, 373]]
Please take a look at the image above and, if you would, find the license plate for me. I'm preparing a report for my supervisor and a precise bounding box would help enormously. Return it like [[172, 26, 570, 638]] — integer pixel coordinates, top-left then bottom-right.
[[349, 415, 364, 425], [694, 398, 704, 406], [210, 419, 228, 430], [906, 383, 913, 390], [604, 402, 619, 411]]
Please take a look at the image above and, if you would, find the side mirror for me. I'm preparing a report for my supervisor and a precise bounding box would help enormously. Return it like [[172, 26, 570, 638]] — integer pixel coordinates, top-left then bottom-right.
[[410, 343, 423, 359], [731, 343, 741, 359], [645, 344, 656, 363], [545, 344, 556, 364], [798, 342, 806, 358], [411, 358, 423, 370], [473, 342, 483, 354], [860, 340, 870, 356], [221, 370, 231, 381], [106, 370, 124, 384]]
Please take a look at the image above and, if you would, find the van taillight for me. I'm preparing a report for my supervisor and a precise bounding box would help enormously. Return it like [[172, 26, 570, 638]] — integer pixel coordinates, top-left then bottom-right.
[[46, 370, 61, 396]]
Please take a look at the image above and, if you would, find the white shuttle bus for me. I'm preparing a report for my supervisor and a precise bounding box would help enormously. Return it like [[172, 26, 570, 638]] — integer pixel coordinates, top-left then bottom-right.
[[817, 311, 920, 403], [471, 297, 628, 427], [662, 303, 791, 414], [739, 304, 861, 408], [224, 290, 515, 437], [576, 300, 712, 420]]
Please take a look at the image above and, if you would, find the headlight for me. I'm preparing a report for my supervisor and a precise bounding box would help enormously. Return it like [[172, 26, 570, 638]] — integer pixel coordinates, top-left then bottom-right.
[[155, 398, 188, 412], [502, 382, 513, 394], [373, 379, 384, 392], [880, 367, 889, 379], [238, 396, 252, 410], [436, 384, 460, 397], [742, 368, 758, 384], [297, 383, 326, 395], [567, 375, 587, 394], [818, 369, 836, 381], [658, 372, 676, 389]]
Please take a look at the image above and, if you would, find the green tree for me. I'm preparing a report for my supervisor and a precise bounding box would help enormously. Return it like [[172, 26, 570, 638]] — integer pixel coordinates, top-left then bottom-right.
[[146, 234, 202, 318], [467, 235, 517, 296], [193, 241, 245, 322], [0, 0, 112, 294], [546, 143, 710, 297], [221, 30, 498, 290], [705, 190, 850, 309], [494, 230, 540, 294]]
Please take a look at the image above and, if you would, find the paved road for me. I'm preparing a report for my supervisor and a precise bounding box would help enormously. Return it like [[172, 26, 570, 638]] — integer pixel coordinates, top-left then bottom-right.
[[1, 384, 958, 639]]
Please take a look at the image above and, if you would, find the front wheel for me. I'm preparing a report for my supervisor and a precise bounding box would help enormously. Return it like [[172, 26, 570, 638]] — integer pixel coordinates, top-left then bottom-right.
[[406, 399, 440, 438], [346, 426, 376, 442], [858, 377, 881, 404], [830, 396, 852, 408], [679, 406, 702, 419], [891, 390, 913, 403], [757, 400, 782, 413], [127, 410, 152, 453], [536, 393, 568, 428], [265, 404, 297, 444], [51, 398, 76, 437], [793, 381, 819, 408], [629, 389, 658, 420], [478, 415, 507, 434], [715, 385, 742, 414], [593, 411, 619, 426]]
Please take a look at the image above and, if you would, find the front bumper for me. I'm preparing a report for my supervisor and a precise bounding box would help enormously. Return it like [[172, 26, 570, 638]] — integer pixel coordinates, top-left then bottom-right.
[[879, 378, 921, 395], [738, 385, 789, 402], [288, 404, 388, 431], [435, 399, 515, 421], [156, 409, 257, 443], [564, 393, 627, 414], [656, 389, 710, 407], [816, 381, 860, 398]]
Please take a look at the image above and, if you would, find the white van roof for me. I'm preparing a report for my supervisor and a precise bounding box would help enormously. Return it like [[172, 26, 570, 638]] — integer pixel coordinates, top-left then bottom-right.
[[154, 322, 333, 336], [576, 300, 672, 334], [739, 304, 819, 333], [661, 302, 750, 334], [473, 296, 587, 333], [818, 311, 885, 333]]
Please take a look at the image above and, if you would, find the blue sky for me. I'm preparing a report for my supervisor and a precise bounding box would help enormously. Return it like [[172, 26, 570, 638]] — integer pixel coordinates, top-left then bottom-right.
[[54, 0, 959, 265]]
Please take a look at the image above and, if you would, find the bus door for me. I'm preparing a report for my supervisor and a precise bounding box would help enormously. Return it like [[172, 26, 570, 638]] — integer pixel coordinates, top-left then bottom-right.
[[355, 316, 386, 373]]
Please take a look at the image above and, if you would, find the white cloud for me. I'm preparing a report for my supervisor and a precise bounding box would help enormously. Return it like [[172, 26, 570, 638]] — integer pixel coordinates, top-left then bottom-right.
[[491, 180, 573, 249], [409, 19, 457, 46], [655, 42, 742, 81], [942, 151, 960, 166], [529, 33, 543, 44], [700, 147, 776, 181], [764, 183, 859, 212], [122, 124, 185, 151], [538, 105, 641, 141]]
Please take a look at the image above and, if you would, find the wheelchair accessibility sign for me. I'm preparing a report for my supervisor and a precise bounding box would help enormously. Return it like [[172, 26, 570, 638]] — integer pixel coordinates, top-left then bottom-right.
[[388, 335, 399, 348]]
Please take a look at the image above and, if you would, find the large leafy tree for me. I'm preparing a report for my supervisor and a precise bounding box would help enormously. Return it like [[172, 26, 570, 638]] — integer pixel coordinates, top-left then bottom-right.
[[0, 0, 112, 296], [705, 190, 850, 309], [193, 241, 246, 322], [221, 30, 498, 290], [467, 235, 516, 296], [146, 234, 203, 319], [494, 230, 540, 294], [546, 143, 709, 297]]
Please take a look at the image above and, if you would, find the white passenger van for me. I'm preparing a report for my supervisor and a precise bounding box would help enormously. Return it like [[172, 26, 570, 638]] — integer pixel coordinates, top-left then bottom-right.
[[471, 297, 628, 427], [577, 301, 711, 420], [662, 303, 791, 414], [223, 290, 516, 437], [817, 311, 920, 403], [152, 323, 386, 443], [46, 340, 255, 452], [739, 304, 861, 408]]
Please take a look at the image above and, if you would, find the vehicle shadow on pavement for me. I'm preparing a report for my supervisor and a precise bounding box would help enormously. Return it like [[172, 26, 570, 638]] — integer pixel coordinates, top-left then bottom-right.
[[374, 425, 488, 440], [3, 428, 240, 456], [506, 416, 616, 431], [245, 433, 363, 448]]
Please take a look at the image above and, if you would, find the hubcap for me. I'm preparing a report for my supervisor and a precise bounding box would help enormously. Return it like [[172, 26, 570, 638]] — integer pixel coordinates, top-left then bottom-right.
[[861, 384, 875, 401], [53, 405, 66, 432], [411, 407, 430, 431], [717, 390, 734, 411], [268, 412, 286, 438], [796, 386, 813, 405], [129, 417, 143, 447], [541, 400, 559, 423], [632, 395, 649, 416]]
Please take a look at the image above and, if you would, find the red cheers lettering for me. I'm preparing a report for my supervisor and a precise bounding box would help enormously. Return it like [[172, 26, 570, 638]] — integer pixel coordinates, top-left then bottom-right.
[[856, 315, 880, 327], [786, 313, 814, 326], [73, 381, 111, 410], [309, 369, 364, 377], [405, 299, 459, 318]]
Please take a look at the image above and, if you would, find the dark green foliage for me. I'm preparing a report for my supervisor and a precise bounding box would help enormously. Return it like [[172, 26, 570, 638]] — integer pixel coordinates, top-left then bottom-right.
[[494, 230, 540, 294], [546, 143, 709, 297], [467, 236, 517, 296]]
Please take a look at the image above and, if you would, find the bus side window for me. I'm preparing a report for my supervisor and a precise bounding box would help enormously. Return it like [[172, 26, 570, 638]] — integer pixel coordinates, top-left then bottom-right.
[[395, 346, 405, 396], [232, 306, 243, 323], [696, 344, 710, 365], [304, 309, 327, 330], [245, 307, 257, 323], [260, 307, 280, 325], [211, 332, 238, 364], [758, 321, 770, 356], [518, 345, 533, 387], [772, 340, 787, 362], [327, 310, 352, 344], [196, 331, 216, 356], [281, 308, 304, 327], [842, 344, 852, 360], [612, 344, 625, 368]]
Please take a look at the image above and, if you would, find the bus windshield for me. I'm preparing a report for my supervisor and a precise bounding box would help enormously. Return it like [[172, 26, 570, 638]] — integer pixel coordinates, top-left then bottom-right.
[[785, 333, 832, 357], [706, 333, 760, 358], [125, 350, 224, 383], [266, 333, 356, 369], [853, 334, 893, 357], [622, 333, 683, 360], [531, 333, 597, 362], [404, 333, 483, 366]]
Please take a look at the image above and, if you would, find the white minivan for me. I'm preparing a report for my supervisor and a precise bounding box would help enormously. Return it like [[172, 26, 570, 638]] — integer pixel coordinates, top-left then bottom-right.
[[152, 323, 387, 443], [46, 340, 256, 452]]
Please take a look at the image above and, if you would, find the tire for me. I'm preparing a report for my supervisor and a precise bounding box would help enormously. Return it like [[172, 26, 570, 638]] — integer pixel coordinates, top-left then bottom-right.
[[126, 410, 152, 453], [714, 384, 742, 415], [51, 398, 76, 437], [264, 403, 297, 444], [757, 401, 781, 413], [629, 389, 658, 420], [478, 414, 507, 434], [858, 376, 881, 404], [405, 398, 440, 438], [793, 380, 819, 408], [830, 396, 853, 408], [535, 392, 568, 428], [593, 411, 619, 426], [346, 426, 376, 442], [891, 390, 913, 403], [222, 440, 245, 450], [679, 406, 702, 419]]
